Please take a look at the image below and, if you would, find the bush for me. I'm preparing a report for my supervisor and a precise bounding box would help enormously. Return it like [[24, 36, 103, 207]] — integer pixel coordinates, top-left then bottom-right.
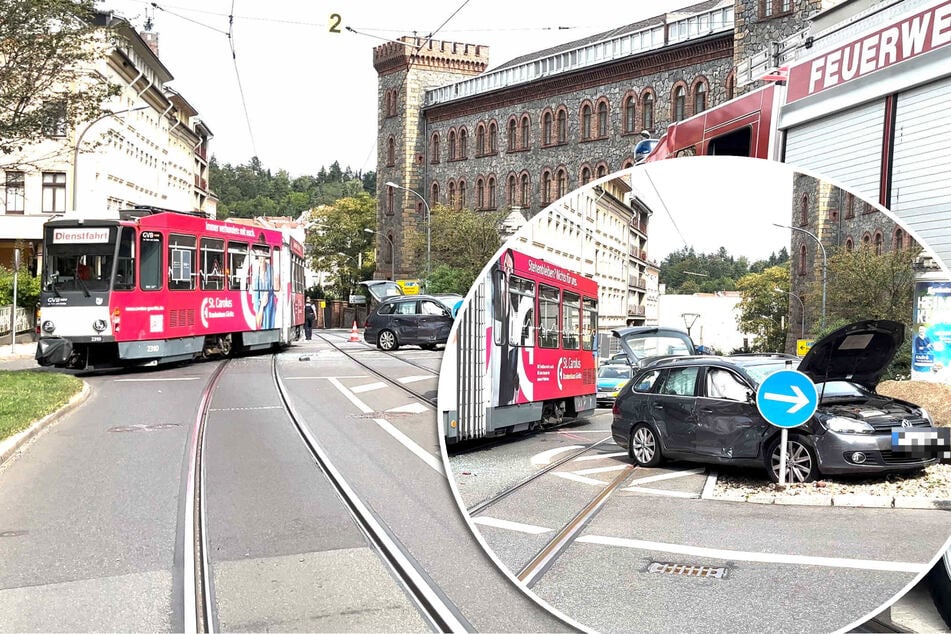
[[0, 267, 40, 308]]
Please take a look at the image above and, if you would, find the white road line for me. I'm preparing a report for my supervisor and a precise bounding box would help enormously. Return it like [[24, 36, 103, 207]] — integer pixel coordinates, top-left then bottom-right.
[[574, 451, 629, 462], [553, 472, 607, 486], [530, 445, 584, 466], [114, 377, 200, 382], [623, 487, 700, 498], [398, 375, 435, 384], [575, 464, 630, 476], [351, 382, 387, 393], [325, 378, 443, 477], [625, 467, 706, 486], [576, 535, 929, 573], [284, 375, 370, 380], [472, 516, 553, 535], [387, 403, 429, 414], [701, 469, 719, 499]]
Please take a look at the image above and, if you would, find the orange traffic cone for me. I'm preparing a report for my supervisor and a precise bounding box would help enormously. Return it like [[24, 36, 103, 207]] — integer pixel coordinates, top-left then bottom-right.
[[348, 320, 361, 342]]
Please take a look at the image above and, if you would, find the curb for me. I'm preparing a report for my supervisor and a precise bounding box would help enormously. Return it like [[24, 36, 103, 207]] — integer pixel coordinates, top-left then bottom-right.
[[0, 381, 91, 466], [699, 470, 951, 509]]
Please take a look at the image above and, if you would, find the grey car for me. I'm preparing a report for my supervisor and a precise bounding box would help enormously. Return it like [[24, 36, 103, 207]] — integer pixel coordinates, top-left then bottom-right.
[[611, 320, 937, 483], [363, 294, 454, 351]]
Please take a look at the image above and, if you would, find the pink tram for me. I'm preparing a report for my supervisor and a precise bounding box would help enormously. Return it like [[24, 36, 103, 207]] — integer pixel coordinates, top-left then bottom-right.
[[439, 248, 599, 443], [35, 207, 306, 370]]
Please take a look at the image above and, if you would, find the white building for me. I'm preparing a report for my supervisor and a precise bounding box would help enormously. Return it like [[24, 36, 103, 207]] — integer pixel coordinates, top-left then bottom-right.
[[0, 11, 215, 273], [657, 290, 756, 353]]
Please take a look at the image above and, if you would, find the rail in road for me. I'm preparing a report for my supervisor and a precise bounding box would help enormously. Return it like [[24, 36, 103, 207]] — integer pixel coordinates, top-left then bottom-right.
[[183, 357, 469, 633]]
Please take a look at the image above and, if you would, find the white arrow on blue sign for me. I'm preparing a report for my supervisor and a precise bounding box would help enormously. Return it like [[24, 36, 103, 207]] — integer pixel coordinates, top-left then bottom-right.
[[755, 370, 818, 429]]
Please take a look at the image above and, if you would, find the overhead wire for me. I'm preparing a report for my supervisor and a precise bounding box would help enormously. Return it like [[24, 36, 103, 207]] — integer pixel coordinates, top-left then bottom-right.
[[226, 0, 258, 159]]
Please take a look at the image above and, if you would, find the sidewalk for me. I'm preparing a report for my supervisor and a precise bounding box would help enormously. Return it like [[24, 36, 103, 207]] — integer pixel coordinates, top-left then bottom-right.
[[0, 340, 39, 371]]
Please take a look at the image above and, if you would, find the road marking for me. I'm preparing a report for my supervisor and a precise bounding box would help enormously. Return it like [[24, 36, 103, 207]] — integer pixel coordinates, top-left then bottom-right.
[[575, 464, 629, 476], [531, 445, 584, 466], [472, 517, 553, 535], [624, 467, 706, 487], [387, 403, 429, 414], [623, 487, 700, 498], [574, 451, 628, 462], [553, 472, 606, 486], [284, 375, 370, 380], [398, 375, 434, 384], [351, 382, 387, 393], [325, 378, 443, 477], [115, 377, 201, 382], [701, 469, 719, 499], [575, 535, 929, 573]]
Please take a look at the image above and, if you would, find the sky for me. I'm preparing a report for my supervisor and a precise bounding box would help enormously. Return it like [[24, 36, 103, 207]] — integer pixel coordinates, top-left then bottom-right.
[[95, 0, 701, 176]]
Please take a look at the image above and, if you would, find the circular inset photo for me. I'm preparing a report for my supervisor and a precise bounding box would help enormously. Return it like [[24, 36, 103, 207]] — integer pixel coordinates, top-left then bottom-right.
[[438, 156, 951, 633]]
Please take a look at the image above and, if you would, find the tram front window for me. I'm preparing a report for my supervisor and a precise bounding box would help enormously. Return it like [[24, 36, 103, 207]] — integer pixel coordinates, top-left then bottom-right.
[[45, 246, 118, 294]]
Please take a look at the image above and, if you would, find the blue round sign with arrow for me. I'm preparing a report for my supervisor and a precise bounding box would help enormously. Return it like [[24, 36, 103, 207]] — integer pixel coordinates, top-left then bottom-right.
[[755, 370, 818, 429]]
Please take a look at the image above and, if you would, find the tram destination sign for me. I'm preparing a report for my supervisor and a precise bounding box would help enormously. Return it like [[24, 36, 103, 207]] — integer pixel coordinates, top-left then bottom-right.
[[53, 228, 110, 244]]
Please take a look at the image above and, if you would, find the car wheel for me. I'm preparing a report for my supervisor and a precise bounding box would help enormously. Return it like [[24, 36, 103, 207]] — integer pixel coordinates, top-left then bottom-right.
[[377, 330, 399, 351], [628, 423, 662, 467], [928, 549, 951, 629], [766, 435, 818, 483]]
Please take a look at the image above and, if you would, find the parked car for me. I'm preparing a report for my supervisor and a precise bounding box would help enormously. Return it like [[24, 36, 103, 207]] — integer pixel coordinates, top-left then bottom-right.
[[597, 364, 633, 407], [363, 294, 454, 351], [611, 320, 936, 483], [611, 325, 697, 368]]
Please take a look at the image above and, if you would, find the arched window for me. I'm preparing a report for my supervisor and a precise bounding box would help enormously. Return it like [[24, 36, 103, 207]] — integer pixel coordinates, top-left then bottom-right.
[[386, 184, 394, 216], [862, 232, 872, 248], [894, 228, 905, 250], [507, 118, 517, 151], [623, 94, 636, 134], [725, 72, 736, 100], [447, 181, 456, 208], [542, 170, 553, 204], [386, 136, 395, 166], [520, 115, 530, 149], [845, 237, 854, 251], [476, 124, 485, 156], [596, 163, 608, 179], [581, 103, 592, 140], [597, 101, 609, 137], [384, 92, 391, 117], [641, 90, 654, 132], [488, 121, 498, 153], [543, 111, 553, 146], [693, 80, 708, 114], [556, 108, 567, 143], [487, 176, 497, 209], [430, 182, 439, 205], [673, 85, 686, 121], [580, 165, 592, 186], [556, 167, 568, 199], [874, 230, 883, 255], [798, 244, 807, 275], [448, 130, 457, 160], [845, 193, 855, 218], [520, 173, 530, 207], [476, 177, 485, 209], [459, 180, 467, 209], [459, 128, 468, 159], [431, 133, 440, 164], [800, 194, 809, 225], [507, 173, 517, 206]]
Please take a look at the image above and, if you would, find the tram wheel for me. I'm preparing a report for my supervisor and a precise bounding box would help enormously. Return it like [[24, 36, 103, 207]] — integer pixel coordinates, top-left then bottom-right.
[[219, 334, 233, 357], [540, 401, 566, 428]]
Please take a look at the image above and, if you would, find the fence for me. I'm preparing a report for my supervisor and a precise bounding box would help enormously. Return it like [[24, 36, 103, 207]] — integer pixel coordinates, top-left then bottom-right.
[[0, 305, 34, 337]]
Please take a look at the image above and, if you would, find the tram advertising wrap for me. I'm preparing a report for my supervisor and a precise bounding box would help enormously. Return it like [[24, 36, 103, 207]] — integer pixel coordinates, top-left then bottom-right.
[[441, 248, 598, 443]]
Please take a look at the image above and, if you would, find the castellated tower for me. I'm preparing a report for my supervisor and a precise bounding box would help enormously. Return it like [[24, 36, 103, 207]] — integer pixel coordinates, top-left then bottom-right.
[[373, 37, 489, 281]]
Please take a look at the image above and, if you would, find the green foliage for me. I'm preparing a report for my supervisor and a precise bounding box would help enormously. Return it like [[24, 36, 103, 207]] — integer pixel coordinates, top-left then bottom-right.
[[735, 265, 791, 353], [306, 192, 377, 298], [0, 266, 40, 307], [210, 156, 375, 219], [407, 204, 507, 293], [660, 246, 788, 293], [0, 0, 120, 158]]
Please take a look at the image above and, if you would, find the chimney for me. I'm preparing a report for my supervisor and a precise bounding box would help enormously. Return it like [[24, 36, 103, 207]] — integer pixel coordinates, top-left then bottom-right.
[[141, 31, 159, 57]]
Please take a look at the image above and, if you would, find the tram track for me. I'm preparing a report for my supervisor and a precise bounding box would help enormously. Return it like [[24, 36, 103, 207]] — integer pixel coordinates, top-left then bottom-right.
[[182, 351, 467, 632]]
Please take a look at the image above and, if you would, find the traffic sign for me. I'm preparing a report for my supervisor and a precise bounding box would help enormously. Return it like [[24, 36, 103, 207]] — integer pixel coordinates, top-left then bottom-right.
[[796, 339, 814, 357], [755, 370, 818, 428]]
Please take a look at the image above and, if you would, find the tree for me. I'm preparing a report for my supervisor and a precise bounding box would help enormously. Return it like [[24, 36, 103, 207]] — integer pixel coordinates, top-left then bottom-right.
[[0, 0, 120, 161], [735, 265, 790, 353], [305, 193, 376, 298], [406, 204, 507, 294]]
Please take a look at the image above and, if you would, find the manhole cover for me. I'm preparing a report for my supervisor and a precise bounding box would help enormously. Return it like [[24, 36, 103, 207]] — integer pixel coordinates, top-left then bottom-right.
[[648, 562, 727, 578]]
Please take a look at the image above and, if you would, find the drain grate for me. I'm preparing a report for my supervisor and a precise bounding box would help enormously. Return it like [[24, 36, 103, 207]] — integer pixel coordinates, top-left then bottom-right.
[[648, 562, 727, 578]]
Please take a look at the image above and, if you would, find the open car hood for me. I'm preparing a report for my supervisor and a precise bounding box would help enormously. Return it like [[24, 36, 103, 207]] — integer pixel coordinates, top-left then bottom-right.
[[611, 326, 696, 368], [798, 319, 904, 389]]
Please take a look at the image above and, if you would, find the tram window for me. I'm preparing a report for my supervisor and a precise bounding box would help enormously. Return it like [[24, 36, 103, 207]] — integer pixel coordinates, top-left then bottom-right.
[[583, 297, 597, 351], [508, 275, 535, 347], [168, 234, 196, 291], [200, 238, 225, 291], [114, 227, 136, 291], [139, 230, 163, 291], [538, 284, 559, 349], [563, 291, 580, 350], [228, 242, 249, 290]]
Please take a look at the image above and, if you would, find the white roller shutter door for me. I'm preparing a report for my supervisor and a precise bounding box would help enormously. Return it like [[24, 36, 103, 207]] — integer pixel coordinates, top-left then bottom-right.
[[783, 100, 885, 204], [892, 77, 951, 271]]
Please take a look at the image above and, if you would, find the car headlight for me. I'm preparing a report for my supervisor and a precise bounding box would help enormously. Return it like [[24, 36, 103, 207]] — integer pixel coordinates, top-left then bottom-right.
[[917, 407, 933, 424], [822, 416, 875, 434]]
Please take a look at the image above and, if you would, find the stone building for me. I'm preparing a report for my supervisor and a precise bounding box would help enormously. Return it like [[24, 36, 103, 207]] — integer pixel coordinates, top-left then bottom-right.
[[0, 11, 215, 274]]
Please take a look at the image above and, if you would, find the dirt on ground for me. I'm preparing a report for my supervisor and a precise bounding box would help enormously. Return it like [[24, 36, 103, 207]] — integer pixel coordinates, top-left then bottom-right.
[[877, 380, 951, 427]]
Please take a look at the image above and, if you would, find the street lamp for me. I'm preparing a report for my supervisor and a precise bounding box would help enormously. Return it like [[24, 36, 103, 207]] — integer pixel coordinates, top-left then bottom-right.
[[386, 181, 430, 280], [72, 106, 149, 211], [364, 228, 395, 281], [774, 287, 805, 339], [773, 223, 826, 325]]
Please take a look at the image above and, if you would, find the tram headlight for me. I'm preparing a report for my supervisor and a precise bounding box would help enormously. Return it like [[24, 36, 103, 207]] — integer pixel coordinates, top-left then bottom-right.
[[93, 319, 107, 333], [41, 320, 55, 333]]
